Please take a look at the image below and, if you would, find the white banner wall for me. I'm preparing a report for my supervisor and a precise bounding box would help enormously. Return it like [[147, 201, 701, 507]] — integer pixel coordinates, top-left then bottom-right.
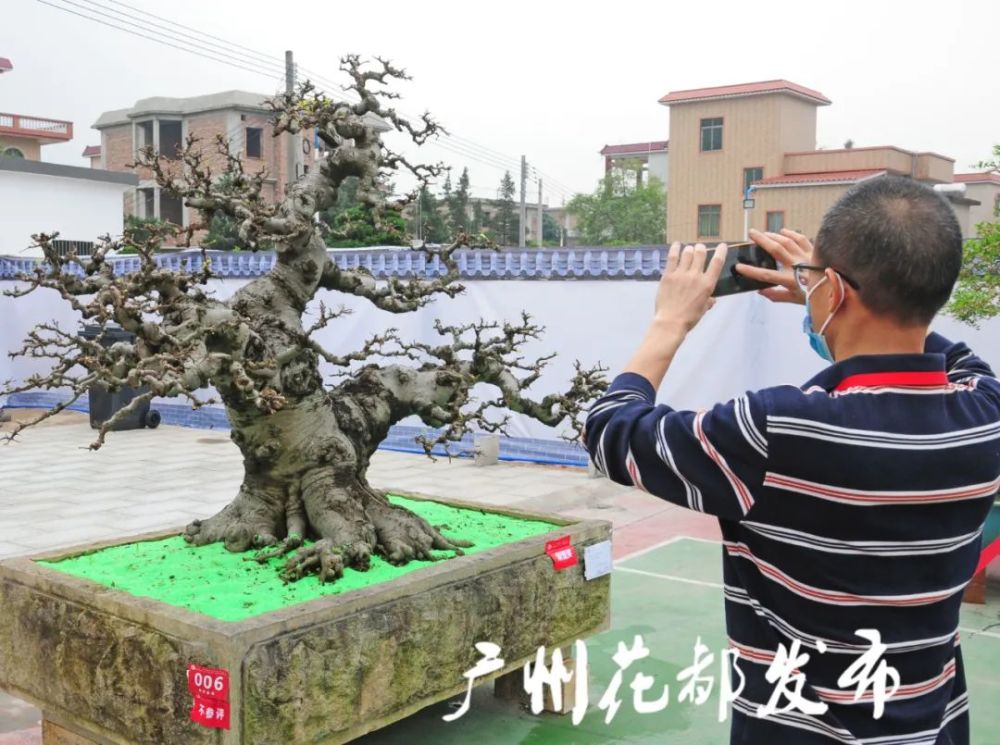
[[3, 277, 999, 447]]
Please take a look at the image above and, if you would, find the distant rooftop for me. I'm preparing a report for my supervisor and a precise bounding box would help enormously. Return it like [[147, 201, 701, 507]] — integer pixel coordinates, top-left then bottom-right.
[[753, 169, 886, 188], [954, 172, 1000, 186], [0, 58, 12, 74], [93, 89, 391, 132], [659, 79, 831, 107], [94, 90, 274, 128], [0, 156, 137, 186], [82, 145, 101, 157], [785, 144, 955, 163], [600, 141, 668, 157], [0, 112, 73, 144]]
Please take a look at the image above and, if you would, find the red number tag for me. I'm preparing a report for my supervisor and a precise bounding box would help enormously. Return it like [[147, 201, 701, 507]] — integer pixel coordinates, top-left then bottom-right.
[[545, 536, 578, 571], [187, 664, 231, 730]]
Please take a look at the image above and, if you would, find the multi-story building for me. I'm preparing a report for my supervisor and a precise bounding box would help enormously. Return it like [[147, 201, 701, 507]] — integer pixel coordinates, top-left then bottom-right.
[[953, 172, 1000, 232], [0, 55, 73, 160], [599, 141, 669, 187], [657, 79, 992, 243], [750, 146, 961, 238], [661, 80, 831, 243], [0, 54, 134, 258], [89, 91, 321, 232]]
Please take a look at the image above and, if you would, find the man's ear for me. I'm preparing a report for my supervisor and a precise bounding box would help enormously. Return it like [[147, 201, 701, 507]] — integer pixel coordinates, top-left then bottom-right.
[[825, 268, 847, 308]]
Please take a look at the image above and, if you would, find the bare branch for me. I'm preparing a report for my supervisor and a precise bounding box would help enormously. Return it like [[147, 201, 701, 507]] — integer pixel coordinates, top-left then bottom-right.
[[319, 239, 467, 313]]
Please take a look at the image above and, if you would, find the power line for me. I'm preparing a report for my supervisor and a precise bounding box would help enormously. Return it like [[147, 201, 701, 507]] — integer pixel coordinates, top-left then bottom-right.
[[36, 0, 286, 82], [74, 0, 288, 78], [295, 70, 528, 176], [40, 0, 581, 196]]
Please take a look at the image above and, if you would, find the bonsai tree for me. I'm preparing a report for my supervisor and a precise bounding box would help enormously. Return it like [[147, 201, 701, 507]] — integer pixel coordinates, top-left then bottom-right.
[[2, 56, 606, 583]]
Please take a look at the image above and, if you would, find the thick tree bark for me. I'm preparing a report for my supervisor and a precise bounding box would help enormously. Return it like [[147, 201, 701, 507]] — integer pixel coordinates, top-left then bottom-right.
[[184, 389, 467, 582]]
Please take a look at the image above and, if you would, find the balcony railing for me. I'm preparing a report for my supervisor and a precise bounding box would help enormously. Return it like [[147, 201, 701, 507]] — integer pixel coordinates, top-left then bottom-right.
[[0, 112, 73, 142]]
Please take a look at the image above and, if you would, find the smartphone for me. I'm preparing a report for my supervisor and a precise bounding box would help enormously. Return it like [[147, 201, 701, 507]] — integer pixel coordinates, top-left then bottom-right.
[[710, 241, 778, 297]]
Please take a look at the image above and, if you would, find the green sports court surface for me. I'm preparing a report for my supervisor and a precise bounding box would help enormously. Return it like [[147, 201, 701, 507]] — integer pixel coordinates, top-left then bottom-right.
[[359, 537, 1000, 745]]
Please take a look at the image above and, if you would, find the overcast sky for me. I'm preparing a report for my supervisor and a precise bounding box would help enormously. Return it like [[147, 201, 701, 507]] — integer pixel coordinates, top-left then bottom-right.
[[4, 0, 999, 204]]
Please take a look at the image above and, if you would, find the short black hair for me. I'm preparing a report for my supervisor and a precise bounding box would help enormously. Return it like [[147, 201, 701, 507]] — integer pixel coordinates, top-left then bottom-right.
[[814, 175, 963, 325]]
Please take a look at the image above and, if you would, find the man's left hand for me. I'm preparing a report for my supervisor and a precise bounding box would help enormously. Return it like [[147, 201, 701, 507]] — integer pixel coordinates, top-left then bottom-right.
[[654, 242, 729, 333]]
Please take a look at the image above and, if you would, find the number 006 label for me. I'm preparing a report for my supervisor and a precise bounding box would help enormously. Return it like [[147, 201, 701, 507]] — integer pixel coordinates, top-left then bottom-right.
[[187, 664, 231, 730]]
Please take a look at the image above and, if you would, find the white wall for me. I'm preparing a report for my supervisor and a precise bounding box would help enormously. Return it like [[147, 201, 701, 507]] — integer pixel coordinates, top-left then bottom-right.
[[966, 182, 1000, 230], [3, 277, 1000, 441], [0, 170, 129, 257], [648, 151, 669, 187]]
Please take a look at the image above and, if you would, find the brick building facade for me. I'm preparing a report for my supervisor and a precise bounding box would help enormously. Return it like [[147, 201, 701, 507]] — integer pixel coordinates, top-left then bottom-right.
[[89, 91, 329, 239], [656, 79, 995, 243]]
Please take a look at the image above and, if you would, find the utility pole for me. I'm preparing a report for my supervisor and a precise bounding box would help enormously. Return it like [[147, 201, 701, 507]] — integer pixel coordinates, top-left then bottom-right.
[[536, 178, 543, 248], [285, 51, 301, 192], [519, 155, 527, 248]]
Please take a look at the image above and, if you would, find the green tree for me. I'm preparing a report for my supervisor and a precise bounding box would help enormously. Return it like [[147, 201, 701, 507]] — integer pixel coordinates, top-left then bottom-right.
[[449, 167, 471, 233], [948, 144, 1000, 326], [415, 185, 449, 243], [202, 212, 242, 251], [471, 200, 485, 234], [440, 172, 454, 234], [543, 213, 561, 244], [317, 176, 361, 228], [324, 205, 408, 248], [118, 215, 171, 254], [315, 173, 410, 247], [494, 171, 518, 246], [567, 161, 666, 245]]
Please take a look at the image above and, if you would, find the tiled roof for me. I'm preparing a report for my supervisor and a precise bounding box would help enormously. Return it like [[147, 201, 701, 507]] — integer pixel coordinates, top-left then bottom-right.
[[82, 145, 101, 157], [753, 169, 886, 187], [785, 145, 955, 163], [659, 79, 831, 106], [0, 58, 12, 73], [953, 172, 1000, 186], [1, 247, 686, 281], [94, 92, 391, 133], [600, 141, 668, 157]]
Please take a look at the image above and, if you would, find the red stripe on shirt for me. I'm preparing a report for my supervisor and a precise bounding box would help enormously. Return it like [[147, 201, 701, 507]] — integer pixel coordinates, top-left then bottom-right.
[[834, 371, 949, 392]]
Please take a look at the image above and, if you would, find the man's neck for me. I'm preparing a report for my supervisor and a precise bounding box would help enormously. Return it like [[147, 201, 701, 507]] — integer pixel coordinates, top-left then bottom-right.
[[831, 316, 928, 360]]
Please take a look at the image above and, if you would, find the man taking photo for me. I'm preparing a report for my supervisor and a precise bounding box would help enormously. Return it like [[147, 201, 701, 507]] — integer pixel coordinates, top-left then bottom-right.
[[585, 175, 1000, 744]]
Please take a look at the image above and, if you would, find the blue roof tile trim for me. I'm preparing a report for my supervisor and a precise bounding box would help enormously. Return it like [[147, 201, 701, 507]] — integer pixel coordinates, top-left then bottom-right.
[[6, 392, 588, 467], [1, 246, 671, 281]]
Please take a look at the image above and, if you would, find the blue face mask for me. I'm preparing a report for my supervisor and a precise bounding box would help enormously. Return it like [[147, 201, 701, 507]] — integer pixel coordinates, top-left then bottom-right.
[[803, 275, 843, 362]]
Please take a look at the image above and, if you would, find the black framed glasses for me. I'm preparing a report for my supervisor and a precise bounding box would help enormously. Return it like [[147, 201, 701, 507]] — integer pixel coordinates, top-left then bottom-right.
[[791, 263, 860, 292]]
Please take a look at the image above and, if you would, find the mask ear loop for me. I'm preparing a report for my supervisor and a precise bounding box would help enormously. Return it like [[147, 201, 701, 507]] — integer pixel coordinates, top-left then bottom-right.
[[817, 273, 846, 336]]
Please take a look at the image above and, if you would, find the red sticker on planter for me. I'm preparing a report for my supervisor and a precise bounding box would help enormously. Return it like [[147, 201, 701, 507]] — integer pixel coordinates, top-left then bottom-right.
[[545, 536, 578, 570], [187, 664, 230, 730]]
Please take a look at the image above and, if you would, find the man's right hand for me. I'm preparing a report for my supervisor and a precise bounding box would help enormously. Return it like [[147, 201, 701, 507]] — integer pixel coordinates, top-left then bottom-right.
[[736, 228, 813, 305]]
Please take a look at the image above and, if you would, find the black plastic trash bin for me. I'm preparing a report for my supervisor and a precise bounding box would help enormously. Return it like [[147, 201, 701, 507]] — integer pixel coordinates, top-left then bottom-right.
[[80, 324, 161, 431]]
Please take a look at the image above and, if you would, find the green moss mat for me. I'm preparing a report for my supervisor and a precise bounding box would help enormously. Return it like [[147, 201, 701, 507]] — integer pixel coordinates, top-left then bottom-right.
[[37, 495, 557, 622]]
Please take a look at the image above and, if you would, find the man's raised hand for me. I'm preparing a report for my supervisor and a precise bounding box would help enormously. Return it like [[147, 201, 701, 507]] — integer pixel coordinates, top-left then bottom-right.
[[737, 228, 813, 305], [654, 241, 728, 333]]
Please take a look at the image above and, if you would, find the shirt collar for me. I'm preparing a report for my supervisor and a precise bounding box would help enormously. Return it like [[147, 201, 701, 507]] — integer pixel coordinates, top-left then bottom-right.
[[802, 352, 948, 393]]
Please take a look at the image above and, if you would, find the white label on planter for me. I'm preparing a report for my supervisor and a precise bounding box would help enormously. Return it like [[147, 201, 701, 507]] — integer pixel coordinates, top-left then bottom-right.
[[584, 541, 612, 580]]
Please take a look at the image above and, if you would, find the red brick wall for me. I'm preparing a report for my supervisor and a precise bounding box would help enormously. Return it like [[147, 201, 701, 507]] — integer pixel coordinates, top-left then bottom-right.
[[101, 124, 142, 178], [97, 109, 315, 243]]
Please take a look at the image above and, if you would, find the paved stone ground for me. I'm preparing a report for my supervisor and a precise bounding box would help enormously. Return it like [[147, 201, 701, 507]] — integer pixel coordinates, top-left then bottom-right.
[[0, 410, 718, 742]]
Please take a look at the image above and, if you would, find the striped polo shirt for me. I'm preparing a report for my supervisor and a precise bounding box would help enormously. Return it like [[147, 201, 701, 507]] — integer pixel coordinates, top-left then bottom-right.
[[585, 333, 1000, 744]]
